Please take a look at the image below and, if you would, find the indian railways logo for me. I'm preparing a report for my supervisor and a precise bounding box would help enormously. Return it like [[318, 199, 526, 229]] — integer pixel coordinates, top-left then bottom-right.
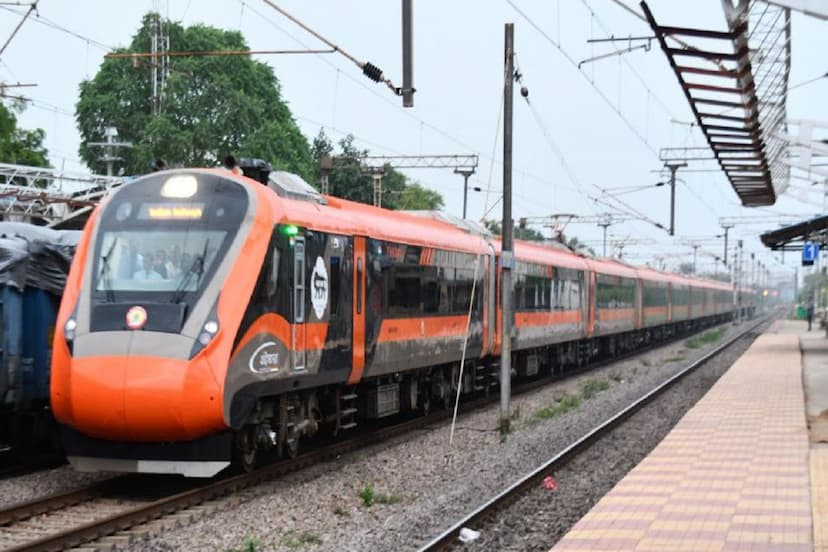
[[310, 256, 328, 320], [125, 306, 147, 330], [249, 341, 281, 374]]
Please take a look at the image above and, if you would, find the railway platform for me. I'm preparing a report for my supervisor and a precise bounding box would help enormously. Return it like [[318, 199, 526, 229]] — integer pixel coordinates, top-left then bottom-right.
[[552, 318, 828, 551]]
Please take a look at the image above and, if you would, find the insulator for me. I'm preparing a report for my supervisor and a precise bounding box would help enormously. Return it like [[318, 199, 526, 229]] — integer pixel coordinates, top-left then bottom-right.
[[362, 62, 383, 83]]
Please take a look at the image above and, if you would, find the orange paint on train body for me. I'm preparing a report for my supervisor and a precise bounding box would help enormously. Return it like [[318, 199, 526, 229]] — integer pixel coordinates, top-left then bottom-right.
[[596, 308, 636, 322], [51, 167, 737, 465], [377, 315, 470, 342], [54, 355, 224, 442], [514, 310, 581, 327], [52, 170, 276, 442], [232, 313, 328, 356]]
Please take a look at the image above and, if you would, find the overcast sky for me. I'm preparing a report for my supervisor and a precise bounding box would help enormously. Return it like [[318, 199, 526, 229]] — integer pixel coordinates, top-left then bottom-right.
[[1, 0, 825, 285]]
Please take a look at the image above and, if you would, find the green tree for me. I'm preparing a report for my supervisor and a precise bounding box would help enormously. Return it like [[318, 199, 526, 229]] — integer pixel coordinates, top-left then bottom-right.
[[311, 130, 443, 210], [0, 101, 49, 168], [76, 13, 313, 178], [678, 262, 694, 275], [396, 182, 444, 210], [484, 219, 546, 242], [566, 236, 596, 256]]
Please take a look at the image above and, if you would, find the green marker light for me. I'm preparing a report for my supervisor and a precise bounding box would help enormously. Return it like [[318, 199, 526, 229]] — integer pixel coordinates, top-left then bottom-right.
[[282, 224, 299, 236]]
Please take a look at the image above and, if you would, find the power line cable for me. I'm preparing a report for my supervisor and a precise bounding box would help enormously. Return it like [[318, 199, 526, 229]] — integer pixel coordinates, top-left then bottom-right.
[[0, 0, 36, 58], [243, 0, 565, 214], [505, 0, 657, 156], [580, 0, 677, 121], [0, 4, 113, 51], [258, 0, 402, 97], [789, 71, 828, 91]]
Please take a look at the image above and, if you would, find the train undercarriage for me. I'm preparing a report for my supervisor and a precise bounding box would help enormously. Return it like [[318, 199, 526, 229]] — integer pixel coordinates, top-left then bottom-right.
[[231, 311, 741, 472]]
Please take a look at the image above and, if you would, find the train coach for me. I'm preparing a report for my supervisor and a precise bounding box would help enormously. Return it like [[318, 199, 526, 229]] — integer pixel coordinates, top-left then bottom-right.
[[0, 223, 78, 462], [52, 168, 742, 477]]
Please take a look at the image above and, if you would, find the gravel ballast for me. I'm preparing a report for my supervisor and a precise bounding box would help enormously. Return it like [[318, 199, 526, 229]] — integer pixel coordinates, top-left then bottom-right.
[[464, 324, 761, 551], [0, 320, 760, 551]]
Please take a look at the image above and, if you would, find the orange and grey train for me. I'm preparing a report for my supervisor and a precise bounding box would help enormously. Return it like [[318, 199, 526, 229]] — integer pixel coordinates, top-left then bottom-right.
[[51, 168, 744, 477]]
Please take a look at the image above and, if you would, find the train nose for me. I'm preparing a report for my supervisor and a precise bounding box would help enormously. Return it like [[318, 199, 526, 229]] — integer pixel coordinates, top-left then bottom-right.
[[60, 352, 225, 442]]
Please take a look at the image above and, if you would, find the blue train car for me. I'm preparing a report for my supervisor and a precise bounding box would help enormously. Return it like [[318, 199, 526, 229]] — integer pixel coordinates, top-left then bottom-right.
[[0, 223, 78, 462]]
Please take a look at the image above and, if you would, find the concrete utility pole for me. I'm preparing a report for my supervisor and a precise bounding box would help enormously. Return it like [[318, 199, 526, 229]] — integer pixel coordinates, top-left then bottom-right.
[[598, 215, 612, 257], [401, 0, 414, 107], [721, 223, 733, 266], [500, 23, 515, 437], [736, 240, 743, 324], [665, 162, 686, 236], [692, 244, 700, 274], [455, 167, 476, 219], [88, 127, 132, 176]]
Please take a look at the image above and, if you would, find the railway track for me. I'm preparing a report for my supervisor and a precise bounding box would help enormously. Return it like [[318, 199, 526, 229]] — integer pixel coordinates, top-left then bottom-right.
[[0, 317, 752, 551], [416, 313, 774, 552]]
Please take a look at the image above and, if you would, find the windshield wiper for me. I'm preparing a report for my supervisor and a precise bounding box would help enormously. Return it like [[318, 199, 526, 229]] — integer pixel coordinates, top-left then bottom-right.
[[169, 239, 210, 304], [99, 238, 118, 303]]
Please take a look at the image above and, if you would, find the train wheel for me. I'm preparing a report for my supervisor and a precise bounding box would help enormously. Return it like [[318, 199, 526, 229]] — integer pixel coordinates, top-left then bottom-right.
[[285, 431, 300, 459], [279, 395, 301, 459], [234, 427, 258, 473], [420, 389, 431, 417]]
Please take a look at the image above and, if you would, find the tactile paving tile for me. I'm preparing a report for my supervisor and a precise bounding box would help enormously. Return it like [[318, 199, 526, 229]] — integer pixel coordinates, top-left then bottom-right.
[[552, 332, 811, 552]]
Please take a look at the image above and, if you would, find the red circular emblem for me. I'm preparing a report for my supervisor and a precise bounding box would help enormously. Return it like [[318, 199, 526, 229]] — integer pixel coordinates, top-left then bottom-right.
[[125, 306, 147, 330]]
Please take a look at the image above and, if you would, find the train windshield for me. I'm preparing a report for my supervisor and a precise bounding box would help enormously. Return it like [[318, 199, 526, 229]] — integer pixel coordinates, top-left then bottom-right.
[[89, 171, 249, 310], [95, 229, 226, 293]]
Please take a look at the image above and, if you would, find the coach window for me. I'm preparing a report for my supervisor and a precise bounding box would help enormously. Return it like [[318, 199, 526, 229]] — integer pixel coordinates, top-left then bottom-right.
[[267, 246, 280, 299], [422, 267, 439, 313]]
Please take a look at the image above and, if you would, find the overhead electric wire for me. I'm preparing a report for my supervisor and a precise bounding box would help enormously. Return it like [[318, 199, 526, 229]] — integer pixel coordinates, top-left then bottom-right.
[[523, 96, 598, 215], [505, 0, 657, 157], [580, 0, 677, 121], [0, 0, 36, 58], [789, 71, 828, 91], [258, 0, 401, 96], [242, 0, 563, 216], [0, 4, 113, 51], [449, 57, 512, 450]]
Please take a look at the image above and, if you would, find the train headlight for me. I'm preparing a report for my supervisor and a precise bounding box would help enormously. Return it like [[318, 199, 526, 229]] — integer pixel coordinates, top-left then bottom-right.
[[189, 304, 220, 359], [64, 318, 77, 341], [161, 175, 198, 198], [198, 320, 219, 346]]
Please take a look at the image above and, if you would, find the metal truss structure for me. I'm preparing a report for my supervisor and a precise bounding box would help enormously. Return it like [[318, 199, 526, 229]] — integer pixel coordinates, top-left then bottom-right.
[[0, 163, 123, 228], [319, 154, 479, 209], [642, 0, 791, 206]]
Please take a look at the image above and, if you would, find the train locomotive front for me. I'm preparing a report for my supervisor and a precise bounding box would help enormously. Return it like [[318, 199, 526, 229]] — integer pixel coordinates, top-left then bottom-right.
[[51, 170, 269, 477]]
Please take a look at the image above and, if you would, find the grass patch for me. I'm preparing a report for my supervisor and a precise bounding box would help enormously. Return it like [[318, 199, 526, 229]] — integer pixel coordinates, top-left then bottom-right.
[[580, 378, 611, 400], [359, 483, 401, 507], [534, 393, 582, 420], [231, 536, 262, 552], [375, 492, 402, 505], [686, 327, 725, 349], [281, 530, 323, 549], [359, 483, 375, 507], [665, 354, 685, 363], [609, 371, 624, 383]]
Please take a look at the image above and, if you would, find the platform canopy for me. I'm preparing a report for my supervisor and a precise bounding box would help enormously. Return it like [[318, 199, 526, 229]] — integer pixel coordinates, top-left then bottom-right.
[[760, 214, 828, 251], [642, 0, 790, 207]]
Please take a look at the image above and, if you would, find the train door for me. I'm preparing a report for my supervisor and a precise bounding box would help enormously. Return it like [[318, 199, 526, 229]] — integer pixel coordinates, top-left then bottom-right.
[[586, 270, 596, 336], [485, 243, 496, 355], [348, 236, 366, 384], [292, 237, 306, 372]]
